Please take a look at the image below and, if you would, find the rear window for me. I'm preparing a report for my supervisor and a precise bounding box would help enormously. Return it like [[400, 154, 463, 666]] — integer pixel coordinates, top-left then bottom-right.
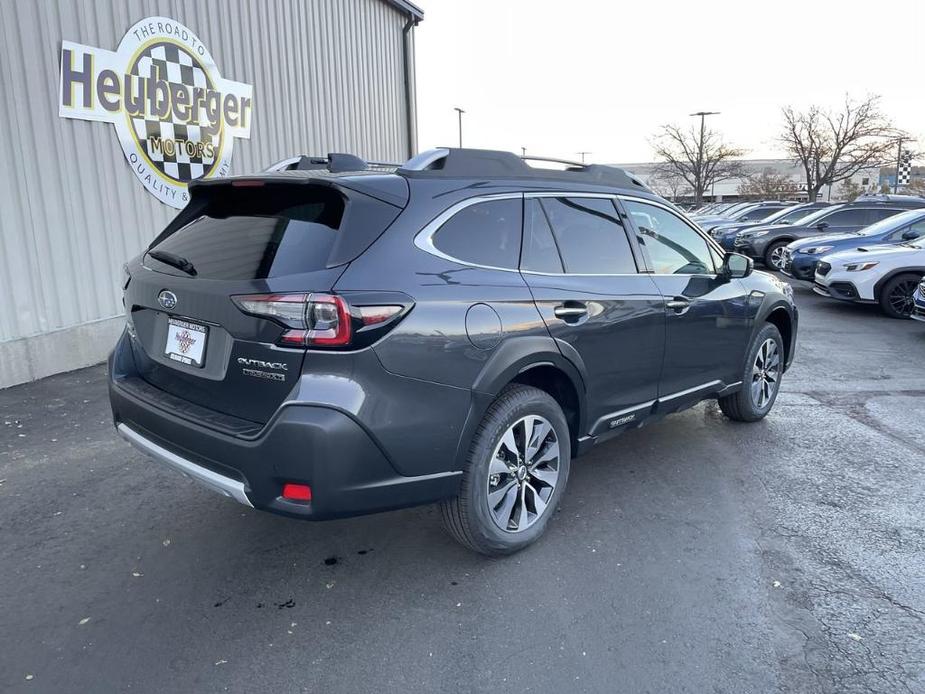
[[147, 187, 346, 279], [432, 199, 522, 269]]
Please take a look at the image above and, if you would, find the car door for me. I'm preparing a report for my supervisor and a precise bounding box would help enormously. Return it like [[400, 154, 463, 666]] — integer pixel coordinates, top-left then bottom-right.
[[519, 194, 665, 435], [620, 198, 752, 404]]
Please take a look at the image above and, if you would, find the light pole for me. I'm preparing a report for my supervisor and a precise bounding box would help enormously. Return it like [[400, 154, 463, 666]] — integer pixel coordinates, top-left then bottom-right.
[[577, 151, 591, 164], [689, 111, 720, 203], [453, 107, 465, 148], [521, 146, 526, 157]]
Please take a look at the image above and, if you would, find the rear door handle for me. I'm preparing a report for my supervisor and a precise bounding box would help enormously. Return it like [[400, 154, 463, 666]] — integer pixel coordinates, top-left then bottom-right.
[[666, 298, 691, 314], [554, 303, 588, 319]]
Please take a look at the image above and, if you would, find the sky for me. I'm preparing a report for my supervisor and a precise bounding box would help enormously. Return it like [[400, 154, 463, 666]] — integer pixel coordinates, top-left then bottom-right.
[[414, 0, 925, 164]]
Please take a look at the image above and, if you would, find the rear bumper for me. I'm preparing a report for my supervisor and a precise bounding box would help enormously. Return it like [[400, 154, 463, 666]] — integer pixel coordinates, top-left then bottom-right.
[[117, 423, 253, 507], [109, 334, 463, 520]]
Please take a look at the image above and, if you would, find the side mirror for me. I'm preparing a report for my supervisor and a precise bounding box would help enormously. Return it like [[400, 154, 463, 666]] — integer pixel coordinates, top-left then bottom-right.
[[815, 221, 830, 230], [902, 229, 920, 240], [722, 252, 753, 279]]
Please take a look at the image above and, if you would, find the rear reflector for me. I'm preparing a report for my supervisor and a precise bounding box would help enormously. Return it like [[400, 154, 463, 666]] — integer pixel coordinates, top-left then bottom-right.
[[282, 483, 312, 501]]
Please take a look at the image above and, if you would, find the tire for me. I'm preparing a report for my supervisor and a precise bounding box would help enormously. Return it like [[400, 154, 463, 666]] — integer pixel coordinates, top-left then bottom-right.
[[877, 273, 921, 319], [763, 241, 789, 271], [440, 384, 571, 556], [718, 323, 784, 422]]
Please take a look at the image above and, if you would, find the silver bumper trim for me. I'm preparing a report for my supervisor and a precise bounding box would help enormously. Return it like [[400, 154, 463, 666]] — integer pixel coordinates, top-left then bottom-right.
[[117, 423, 253, 507]]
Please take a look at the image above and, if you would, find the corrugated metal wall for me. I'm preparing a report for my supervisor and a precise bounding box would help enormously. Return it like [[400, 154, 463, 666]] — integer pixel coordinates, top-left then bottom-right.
[[0, 0, 414, 353]]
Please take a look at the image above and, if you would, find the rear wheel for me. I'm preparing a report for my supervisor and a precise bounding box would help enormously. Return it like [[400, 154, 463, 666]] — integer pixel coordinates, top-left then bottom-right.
[[764, 241, 789, 271], [878, 273, 921, 319], [441, 385, 570, 556], [718, 323, 784, 422]]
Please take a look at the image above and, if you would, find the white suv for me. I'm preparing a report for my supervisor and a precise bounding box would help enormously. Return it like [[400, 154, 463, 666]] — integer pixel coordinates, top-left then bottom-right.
[[813, 236, 925, 318]]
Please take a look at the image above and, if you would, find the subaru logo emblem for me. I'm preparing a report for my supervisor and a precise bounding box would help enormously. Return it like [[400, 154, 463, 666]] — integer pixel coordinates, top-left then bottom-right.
[[157, 290, 178, 310]]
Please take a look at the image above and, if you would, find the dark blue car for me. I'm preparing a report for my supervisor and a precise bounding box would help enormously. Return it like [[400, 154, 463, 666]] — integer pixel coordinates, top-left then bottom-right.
[[783, 209, 925, 280]]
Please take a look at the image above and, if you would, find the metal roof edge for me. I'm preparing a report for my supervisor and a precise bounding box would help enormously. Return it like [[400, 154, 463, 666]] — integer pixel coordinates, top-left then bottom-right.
[[384, 0, 424, 20]]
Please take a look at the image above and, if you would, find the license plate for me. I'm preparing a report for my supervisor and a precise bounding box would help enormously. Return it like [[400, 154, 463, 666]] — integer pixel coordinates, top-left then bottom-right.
[[165, 318, 208, 367]]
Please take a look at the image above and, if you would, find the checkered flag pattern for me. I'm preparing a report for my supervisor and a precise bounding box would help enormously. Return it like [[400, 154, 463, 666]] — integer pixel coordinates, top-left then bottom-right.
[[898, 150, 913, 186], [130, 42, 217, 182]]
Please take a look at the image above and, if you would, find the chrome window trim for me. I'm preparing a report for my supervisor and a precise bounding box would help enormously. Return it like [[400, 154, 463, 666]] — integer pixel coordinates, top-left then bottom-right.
[[413, 190, 730, 279], [414, 191, 651, 277], [412, 193, 524, 272]]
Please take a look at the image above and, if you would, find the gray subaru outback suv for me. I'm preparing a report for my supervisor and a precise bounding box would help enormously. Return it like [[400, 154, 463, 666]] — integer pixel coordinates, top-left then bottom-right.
[[109, 148, 798, 555]]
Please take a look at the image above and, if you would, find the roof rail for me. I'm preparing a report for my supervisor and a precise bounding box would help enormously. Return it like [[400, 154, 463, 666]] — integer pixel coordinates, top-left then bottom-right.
[[263, 153, 401, 174], [398, 148, 650, 191]]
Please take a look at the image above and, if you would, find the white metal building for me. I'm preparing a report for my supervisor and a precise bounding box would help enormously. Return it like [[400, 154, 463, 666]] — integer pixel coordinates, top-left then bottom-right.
[[0, 0, 423, 388]]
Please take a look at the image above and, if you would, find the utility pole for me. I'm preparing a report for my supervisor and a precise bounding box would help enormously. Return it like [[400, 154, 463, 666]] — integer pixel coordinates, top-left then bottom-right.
[[521, 146, 526, 157], [453, 107, 465, 148], [894, 136, 904, 194], [577, 151, 590, 164], [689, 111, 720, 203]]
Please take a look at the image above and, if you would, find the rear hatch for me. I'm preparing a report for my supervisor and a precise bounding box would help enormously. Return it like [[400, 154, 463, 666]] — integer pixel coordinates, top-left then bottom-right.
[[124, 174, 407, 423]]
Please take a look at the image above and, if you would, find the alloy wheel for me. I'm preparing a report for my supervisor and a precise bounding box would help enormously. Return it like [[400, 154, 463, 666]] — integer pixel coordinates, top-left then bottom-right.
[[487, 415, 560, 533], [769, 246, 786, 270], [888, 279, 918, 316], [751, 338, 781, 408]]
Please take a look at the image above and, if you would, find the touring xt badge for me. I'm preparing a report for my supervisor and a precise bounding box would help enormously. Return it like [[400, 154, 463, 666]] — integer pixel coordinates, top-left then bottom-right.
[[237, 357, 288, 382]]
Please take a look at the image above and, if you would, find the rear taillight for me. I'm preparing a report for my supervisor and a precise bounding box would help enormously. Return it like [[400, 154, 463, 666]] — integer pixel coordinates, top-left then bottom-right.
[[232, 292, 403, 349]]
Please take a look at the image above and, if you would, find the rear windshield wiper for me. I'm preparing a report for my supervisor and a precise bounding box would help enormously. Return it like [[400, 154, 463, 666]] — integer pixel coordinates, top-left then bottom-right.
[[147, 249, 197, 276]]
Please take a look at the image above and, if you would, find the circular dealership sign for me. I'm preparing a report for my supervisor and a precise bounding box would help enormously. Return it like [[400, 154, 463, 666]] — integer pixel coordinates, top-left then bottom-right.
[[59, 17, 253, 208]]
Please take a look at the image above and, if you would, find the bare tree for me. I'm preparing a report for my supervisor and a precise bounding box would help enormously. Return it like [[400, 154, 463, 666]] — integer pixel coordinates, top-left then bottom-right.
[[651, 124, 744, 204], [648, 166, 692, 201], [738, 168, 800, 199], [779, 95, 899, 202]]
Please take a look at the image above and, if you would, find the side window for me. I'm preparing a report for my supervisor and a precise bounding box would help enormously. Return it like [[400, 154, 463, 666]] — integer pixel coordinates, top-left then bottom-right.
[[432, 198, 522, 269], [521, 199, 564, 273], [887, 219, 925, 241], [623, 200, 716, 275], [540, 197, 638, 274], [868, 208, 900, 223], [821, 208, 871, 226]]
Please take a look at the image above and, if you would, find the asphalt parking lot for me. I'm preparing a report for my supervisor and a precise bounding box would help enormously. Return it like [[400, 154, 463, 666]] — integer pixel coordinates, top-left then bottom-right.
[[2, 276, 923, 694]]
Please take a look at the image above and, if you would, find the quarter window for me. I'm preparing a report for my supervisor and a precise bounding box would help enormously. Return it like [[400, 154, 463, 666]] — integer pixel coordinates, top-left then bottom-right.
[[624, 200, 716, 275], [432, 198, 522, 269], [539, 197, 637, 274]]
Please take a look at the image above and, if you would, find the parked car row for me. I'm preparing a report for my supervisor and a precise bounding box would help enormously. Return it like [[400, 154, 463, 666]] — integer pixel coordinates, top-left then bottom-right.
[[688, 194, 925, 319]]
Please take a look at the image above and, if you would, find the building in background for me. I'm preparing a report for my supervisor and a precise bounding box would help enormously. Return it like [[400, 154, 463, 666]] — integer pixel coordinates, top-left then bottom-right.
[[879, 165, 925, 192], [0, 0, 423, 388], [612, 158, 882, 203]]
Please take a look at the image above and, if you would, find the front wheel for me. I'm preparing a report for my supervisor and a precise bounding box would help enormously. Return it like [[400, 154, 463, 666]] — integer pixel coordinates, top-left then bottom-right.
[[440, 385, 571, 556], [718, 323, 784, 422], [878, 273, 921, 319], [764, 241, 789, 271]]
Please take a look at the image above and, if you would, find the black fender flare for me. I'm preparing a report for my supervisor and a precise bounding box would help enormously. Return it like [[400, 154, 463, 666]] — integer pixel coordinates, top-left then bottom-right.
[[452, 336, 587, 470], [873, 267, 925, 299], [750, 292, 798, 368]]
